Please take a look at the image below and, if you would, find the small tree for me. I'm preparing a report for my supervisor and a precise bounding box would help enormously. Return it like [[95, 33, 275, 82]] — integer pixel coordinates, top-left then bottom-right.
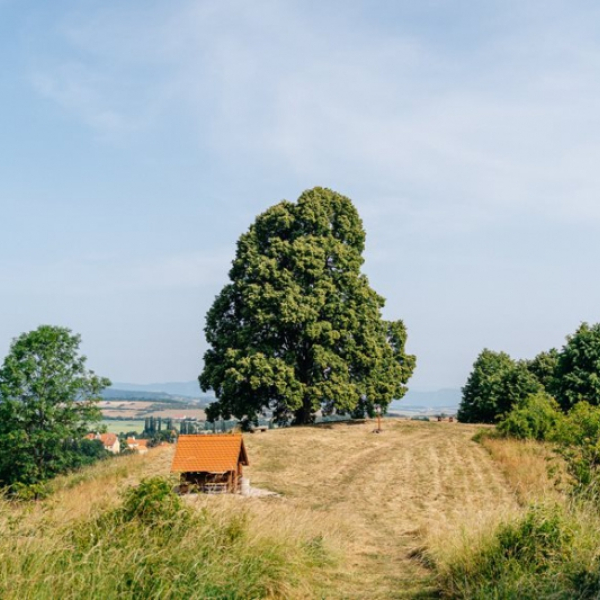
[[458, 350, 543, 423], [0, 325, 110, 487], [200, 187, 416, 426]]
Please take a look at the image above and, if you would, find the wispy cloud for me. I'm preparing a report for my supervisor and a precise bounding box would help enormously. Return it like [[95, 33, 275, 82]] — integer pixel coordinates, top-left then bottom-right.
[[27, 1, 600, 227]]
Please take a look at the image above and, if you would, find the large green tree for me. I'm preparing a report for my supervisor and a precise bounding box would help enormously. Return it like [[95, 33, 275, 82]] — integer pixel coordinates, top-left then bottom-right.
[[199, 187, 416, 426], [553, 322, 600, 411], [0, 325, 110, 487], [458, 349, 543, 423]]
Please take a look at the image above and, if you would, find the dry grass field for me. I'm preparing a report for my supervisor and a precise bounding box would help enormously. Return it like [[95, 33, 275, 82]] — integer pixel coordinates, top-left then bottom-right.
[[1, 420, 544, 599], [242, 419, 520, 599]]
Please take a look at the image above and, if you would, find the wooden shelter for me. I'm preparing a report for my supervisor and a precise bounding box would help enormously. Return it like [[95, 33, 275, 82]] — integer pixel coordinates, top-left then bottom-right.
[[171, 434, 249, 494]]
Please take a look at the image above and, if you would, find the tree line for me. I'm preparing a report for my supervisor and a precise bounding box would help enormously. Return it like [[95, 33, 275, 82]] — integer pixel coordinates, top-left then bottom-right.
[[458, 322, 600, 423], [461, 324, 600, 505]]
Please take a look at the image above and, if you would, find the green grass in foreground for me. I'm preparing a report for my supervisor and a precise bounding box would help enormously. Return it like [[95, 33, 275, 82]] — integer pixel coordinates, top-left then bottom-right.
[[435, 501, 600, 599]]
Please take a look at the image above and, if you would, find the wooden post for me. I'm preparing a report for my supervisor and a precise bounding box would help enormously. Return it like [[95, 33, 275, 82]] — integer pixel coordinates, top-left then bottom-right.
[[374, 404, 382, 433]]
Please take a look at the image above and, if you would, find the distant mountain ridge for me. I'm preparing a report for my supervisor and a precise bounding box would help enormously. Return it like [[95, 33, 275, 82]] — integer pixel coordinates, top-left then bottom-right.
[[108, 381, 460, 409], [390, 388, 461, 409]]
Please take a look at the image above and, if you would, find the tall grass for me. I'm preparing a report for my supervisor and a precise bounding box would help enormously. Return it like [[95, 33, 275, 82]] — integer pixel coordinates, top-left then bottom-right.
[[479, 436, 561, 503], [433, 500, 600, 599], [0, 458, 338, 599], [427, 435, 600, 599]]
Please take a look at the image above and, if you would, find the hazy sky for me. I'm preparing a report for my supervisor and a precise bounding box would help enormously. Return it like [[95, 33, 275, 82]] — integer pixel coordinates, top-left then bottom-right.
[[2, 0, 600, 390]]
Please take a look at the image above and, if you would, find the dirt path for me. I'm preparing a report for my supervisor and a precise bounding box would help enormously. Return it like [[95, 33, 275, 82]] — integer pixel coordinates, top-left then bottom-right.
[[244, 420, 518, 599]]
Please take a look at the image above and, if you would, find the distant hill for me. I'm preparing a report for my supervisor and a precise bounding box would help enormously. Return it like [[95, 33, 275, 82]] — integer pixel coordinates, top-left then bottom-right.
[[390, 388, 461, 410], [107, 382, 459, 411], [111, 381, 203, 397], [108, 381, 215, 402], [101, 388, 189, 402]]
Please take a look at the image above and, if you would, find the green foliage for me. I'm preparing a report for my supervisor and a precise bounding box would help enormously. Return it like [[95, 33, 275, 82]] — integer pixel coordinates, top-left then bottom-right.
[[438, 504, 600, 599], [200, 187, 416, 425], [9, 481, 51, 501], [497, 393, 564, 441], [0, 325, 110, 487], [553, 402, 600, 496], [526, 349, 559, 391], [458, 350, 543, 423], [553, 322, 600, 411], [493, 504, 573, 569], [121, 476, 184, 525]]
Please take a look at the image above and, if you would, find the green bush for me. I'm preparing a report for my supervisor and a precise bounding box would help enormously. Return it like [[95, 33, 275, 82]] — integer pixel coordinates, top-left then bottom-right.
[[554, 402, 600, 496], [497, 393, 564, 441], [121, 476, 184, 524], [438, 504, 600, 599]]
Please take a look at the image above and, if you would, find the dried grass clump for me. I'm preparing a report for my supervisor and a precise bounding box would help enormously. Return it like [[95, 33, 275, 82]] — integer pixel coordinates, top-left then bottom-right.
[[0, 471, 336, 600]]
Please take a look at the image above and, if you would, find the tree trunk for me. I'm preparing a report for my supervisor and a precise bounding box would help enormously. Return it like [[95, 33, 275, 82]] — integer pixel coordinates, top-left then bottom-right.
[[293, 397, 314, 425]]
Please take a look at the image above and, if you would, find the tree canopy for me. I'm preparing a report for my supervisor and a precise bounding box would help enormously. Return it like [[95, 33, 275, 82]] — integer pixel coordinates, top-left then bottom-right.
[[0, 325, 110, 487], [199, 187, 415, 426], [458, 349, 543, 423], [526, 349, 559, 391], [459, 323, 600, 424], [553, 323, 600, 410]]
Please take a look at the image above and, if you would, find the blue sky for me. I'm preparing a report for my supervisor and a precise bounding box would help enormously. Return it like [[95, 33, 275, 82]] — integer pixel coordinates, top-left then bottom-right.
[[2, 0, 600, 390]]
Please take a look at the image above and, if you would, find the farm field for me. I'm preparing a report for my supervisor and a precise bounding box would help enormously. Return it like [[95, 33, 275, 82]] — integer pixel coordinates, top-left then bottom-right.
[[101, 419, 146, 434], [99, 399, 206, 420]]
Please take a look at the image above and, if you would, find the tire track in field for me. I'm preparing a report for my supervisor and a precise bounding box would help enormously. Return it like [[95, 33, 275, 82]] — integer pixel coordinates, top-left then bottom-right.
[[246, 420, 518, 599]]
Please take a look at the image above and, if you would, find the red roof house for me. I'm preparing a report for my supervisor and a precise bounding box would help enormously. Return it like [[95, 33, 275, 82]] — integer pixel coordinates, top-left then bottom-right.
[[86, 432, 120, 454]]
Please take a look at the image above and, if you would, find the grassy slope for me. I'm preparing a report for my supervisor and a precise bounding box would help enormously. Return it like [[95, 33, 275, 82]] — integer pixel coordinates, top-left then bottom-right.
[[243, 420, 518, 599], [431, 434, 600, 599], [1, 420, 529, 599]]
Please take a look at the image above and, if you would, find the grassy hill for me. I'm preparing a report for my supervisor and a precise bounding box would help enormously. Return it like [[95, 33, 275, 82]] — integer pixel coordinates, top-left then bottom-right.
[[2, 420, 599, 598]]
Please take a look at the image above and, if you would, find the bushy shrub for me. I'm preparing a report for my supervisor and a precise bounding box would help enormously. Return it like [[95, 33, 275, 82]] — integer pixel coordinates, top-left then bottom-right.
[[121, 476, 184, 525], [438, 504, 599, 599], [554, 402, 600, 496], [497, 393, 564, 441]]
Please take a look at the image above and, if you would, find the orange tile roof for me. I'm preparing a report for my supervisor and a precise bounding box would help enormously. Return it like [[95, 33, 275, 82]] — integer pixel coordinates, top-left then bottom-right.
[[126, 438, 148, 447], [171, 434, 249, 473], [86, 432, 118, 447]]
